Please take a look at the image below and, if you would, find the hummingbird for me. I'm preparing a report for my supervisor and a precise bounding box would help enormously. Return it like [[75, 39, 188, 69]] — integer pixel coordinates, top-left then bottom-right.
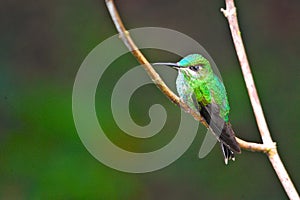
[[153, 54, 241, 164]]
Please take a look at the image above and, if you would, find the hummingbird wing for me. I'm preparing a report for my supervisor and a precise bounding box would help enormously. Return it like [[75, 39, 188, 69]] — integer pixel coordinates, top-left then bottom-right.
[[191, 74, 240, 152], [198, 101, 241, 165], [198, 101, 240, 152], [210, 76, 231, 122], [194, 76, 241, 159]]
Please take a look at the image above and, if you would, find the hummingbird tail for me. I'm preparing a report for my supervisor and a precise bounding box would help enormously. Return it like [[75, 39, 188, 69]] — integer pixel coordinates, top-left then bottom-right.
[[221, 142, 235, 165], [218, 122, 241, 154], [219, 123, 241, 165], [214, 122, 241, 164]]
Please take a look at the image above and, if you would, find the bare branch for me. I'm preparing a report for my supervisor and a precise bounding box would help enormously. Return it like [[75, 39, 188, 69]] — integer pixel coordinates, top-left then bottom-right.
[[105, 0, 276, 154], [105, 0, 299, 197], [236, 138, 275, 153], [221, 0, 299, 199], [105, 0, 208, 126]]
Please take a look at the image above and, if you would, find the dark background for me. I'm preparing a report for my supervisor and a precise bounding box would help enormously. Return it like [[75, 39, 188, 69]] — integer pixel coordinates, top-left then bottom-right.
[[1, 0, 299, 199]]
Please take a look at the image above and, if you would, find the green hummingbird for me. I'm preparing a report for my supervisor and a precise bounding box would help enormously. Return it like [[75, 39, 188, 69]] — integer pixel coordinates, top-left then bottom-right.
[[153, 54, 241, 164]]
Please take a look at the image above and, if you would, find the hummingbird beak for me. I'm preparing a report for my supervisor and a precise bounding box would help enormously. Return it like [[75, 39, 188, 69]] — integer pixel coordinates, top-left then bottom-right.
[[152, 62, 180, 70]]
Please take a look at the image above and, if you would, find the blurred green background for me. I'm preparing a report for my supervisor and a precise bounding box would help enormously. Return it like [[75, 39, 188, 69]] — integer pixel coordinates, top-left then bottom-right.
[[1, 0, 299, 199]]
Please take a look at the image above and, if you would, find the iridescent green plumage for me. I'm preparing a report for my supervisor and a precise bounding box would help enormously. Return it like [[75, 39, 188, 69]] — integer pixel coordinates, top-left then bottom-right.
[[154, 54, 241, 164], [177, 54, 230, 122]]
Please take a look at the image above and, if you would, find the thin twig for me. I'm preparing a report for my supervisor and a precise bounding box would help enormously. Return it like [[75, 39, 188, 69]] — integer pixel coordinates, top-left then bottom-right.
[[235, 138, 274, 153], [105, 0, 274, 154], [105, 0, 299, 197], [106, 0, 208, 126], [221, 0, 299, 199]]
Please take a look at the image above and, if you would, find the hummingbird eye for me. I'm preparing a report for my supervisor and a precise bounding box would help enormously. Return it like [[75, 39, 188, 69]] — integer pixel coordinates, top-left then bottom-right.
[[189, 66, 201, 72]]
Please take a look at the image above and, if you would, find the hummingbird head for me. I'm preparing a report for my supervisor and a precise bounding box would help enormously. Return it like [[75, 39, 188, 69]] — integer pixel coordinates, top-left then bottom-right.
[[153, 54, 213, 81], [176, 54, 212, 80]]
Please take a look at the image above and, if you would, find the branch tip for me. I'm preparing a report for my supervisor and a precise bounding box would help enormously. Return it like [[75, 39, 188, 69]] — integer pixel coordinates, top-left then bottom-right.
[[220, 8, 228, 17]]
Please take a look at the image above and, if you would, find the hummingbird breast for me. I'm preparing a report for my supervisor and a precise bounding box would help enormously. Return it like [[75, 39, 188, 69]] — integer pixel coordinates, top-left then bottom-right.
[[176, 71, 199, 113]]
